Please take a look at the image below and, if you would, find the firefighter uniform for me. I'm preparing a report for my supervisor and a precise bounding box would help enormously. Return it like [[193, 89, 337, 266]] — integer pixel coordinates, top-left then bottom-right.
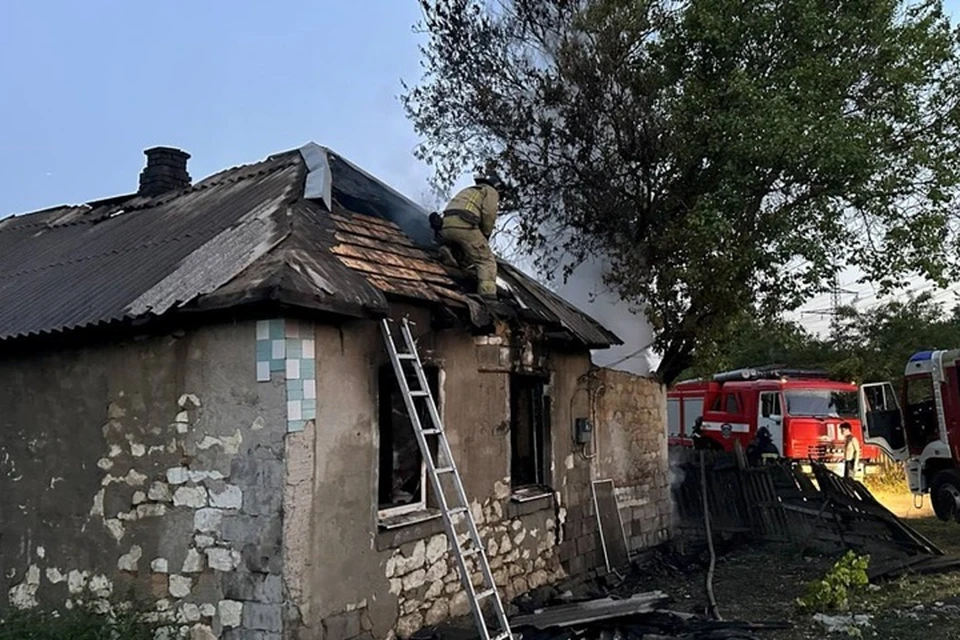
[[746, 427, 780, 466], [440, 182, 500, 298]]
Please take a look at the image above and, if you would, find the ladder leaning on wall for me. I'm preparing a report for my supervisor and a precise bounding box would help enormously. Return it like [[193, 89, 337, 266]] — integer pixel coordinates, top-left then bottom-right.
[[380, 317, 512, 640]]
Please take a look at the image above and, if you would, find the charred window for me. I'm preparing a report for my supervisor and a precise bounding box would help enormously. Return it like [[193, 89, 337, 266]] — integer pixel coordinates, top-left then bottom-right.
[[378, 365, 439, 514], [510, 374, 551, 489]]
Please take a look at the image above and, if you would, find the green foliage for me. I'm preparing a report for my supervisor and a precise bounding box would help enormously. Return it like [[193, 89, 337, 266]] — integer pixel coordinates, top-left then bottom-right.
[[404, 0, 960, 385], [797, 550, 871, 612], [0, 602, 161, 640], [863, 459, 909, 492], [684, 292, 960, 384]]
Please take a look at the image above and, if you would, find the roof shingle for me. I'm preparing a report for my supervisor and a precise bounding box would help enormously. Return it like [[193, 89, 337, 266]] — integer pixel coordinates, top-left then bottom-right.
[[0, 143, 620, 348]]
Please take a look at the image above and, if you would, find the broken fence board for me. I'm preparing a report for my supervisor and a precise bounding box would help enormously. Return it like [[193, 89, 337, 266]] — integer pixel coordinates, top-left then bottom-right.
[[510, 592, 671, 630]]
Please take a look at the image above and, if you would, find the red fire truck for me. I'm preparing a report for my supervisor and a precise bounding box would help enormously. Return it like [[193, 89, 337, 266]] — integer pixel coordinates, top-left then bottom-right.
[[668, 368, 880, 468]]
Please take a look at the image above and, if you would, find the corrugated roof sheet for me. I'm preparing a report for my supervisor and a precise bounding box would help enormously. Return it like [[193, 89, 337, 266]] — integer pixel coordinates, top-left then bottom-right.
[[0, 142, 620, 348]]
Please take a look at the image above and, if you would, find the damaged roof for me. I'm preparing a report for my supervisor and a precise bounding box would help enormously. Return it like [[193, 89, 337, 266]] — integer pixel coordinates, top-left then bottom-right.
[[0, 143, 620, 348]]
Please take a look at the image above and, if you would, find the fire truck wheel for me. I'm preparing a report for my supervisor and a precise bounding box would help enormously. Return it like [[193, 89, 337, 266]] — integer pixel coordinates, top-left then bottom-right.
[[931, 469, 960, 522]]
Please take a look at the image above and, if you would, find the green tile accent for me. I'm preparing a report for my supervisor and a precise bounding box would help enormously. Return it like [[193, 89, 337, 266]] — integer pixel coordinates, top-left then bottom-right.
[[269, 319, 285, 340], [287, 380, 304, 401], [286, 339, 302, 359]]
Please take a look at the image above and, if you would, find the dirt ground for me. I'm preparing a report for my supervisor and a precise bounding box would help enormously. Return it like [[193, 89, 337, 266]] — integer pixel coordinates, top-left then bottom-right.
[[629, 515, 960, 639], [870, 488, 934, 520]]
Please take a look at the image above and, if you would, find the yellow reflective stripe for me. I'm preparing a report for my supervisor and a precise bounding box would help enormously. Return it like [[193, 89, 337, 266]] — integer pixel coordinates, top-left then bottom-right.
[[462, 188, 483, 215]]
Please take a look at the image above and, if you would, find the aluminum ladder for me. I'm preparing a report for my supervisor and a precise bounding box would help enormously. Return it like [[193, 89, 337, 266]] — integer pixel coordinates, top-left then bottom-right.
[[381, 317, 512, 640]]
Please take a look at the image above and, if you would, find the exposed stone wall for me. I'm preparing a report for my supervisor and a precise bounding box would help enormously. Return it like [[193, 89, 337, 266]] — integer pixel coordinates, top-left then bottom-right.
[[594, 368, 671, 550], [386, 483, 565, 637], [0, 321, 289, 640]]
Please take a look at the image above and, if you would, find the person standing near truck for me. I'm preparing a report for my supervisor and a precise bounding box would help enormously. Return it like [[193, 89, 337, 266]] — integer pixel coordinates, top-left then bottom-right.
[[840, 422, 861, 479]]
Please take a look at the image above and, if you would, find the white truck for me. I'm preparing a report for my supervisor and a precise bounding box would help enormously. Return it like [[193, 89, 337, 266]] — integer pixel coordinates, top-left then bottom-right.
[[861, 350, 960, 521]]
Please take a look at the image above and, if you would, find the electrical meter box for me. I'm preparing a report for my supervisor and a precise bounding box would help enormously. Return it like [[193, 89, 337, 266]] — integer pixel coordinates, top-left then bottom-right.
[[574, 418, 593, 444]]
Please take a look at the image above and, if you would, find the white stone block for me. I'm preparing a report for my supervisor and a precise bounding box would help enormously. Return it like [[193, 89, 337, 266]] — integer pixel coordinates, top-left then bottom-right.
[[174, 486, 208, 509], [169, 575, 192, 599], [151, 559, 169, 574], [194, 508, 222, 533], [180, 603, 201, 623], [67, 570, 87, 594], [137, 504, 167, 518], [45, 568, 65, 584], [209, 485, 242, 509], [425, 535, 447, 564], [167, 468, 190, 485], [149, 482, 173, 502], [117, 546, 142, 572], [182, 549, 204, 574], [206, 548, 240, 572], [402, 569, 427, 591], [194, 535, 215, 548], [218, 600, 242, 628]]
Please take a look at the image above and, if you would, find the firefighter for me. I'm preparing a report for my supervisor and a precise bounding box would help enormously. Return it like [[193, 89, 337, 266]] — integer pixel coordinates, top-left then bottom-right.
[[746, 427, 780, 466], [840, 422, 861, 480], [691, 417, 716, 451], [436, 171, 504, 299]]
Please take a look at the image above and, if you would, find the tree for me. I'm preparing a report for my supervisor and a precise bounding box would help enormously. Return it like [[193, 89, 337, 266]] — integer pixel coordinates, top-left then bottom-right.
[[403, 0, 960, 384], [694, 293, 960, 385]]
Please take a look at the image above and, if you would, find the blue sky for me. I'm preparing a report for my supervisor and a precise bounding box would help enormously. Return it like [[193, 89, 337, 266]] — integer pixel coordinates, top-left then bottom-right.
[[0, 0, 434, 216], [2, 0, 960, 218]]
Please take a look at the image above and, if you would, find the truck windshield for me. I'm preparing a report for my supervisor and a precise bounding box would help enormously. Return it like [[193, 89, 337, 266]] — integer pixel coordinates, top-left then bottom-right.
[[784, 390, 859, 418]]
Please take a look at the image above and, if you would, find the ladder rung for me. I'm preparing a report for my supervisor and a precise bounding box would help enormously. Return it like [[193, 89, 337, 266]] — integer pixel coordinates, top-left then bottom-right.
[[462, 547, 480, 557], [422, 428, 442, 435], [477, 588, 496, 600], [449, 506, 468, 515], [436, 466, 454, 474], [397, 353, 417, 360], [409, 390, 430, 397], [492, 632, 511, 640]]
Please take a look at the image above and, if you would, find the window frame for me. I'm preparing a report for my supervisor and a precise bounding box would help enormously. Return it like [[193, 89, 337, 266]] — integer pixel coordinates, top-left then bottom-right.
[[724, 392, 740, 414], [509, 372, 552, 491], [376, 364, 441, 520]]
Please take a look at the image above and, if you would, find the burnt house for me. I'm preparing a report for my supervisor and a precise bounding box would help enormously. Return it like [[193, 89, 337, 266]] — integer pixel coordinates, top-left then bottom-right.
[[0, 144, 671, 639]]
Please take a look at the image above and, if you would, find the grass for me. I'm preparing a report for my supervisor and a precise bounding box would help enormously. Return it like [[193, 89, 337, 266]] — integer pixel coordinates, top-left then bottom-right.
[[636, 515, 960, 639], [0, 602, 161, 640]]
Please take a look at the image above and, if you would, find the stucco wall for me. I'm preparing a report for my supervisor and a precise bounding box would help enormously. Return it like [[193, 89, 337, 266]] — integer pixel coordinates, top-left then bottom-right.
[[0, 321, 289, 640], [0, 312, 669, 640], [286, 309, 667, 640]]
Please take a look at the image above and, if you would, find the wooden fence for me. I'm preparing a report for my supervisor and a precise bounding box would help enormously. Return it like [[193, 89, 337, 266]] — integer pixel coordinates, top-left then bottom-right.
[[671, 446, 943, 563]]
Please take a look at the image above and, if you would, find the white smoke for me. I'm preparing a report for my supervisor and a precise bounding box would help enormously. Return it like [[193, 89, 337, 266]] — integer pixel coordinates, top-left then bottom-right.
[[555, 253, 661, 376], [490, 213, 661, 375]]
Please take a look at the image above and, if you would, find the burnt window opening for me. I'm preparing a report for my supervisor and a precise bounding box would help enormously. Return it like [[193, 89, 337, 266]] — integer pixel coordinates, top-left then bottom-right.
[[378, 365, 440, 514], [510, 374, 551, 490]]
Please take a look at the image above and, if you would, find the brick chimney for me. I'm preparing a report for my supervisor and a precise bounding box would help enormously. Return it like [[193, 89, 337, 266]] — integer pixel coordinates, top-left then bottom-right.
[[138, 146, 191, 197]]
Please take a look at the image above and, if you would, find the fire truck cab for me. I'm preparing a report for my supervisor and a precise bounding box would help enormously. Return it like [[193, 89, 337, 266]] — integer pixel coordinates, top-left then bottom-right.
[[669, 368, 878, 467], [863, 350, 960, 521]]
